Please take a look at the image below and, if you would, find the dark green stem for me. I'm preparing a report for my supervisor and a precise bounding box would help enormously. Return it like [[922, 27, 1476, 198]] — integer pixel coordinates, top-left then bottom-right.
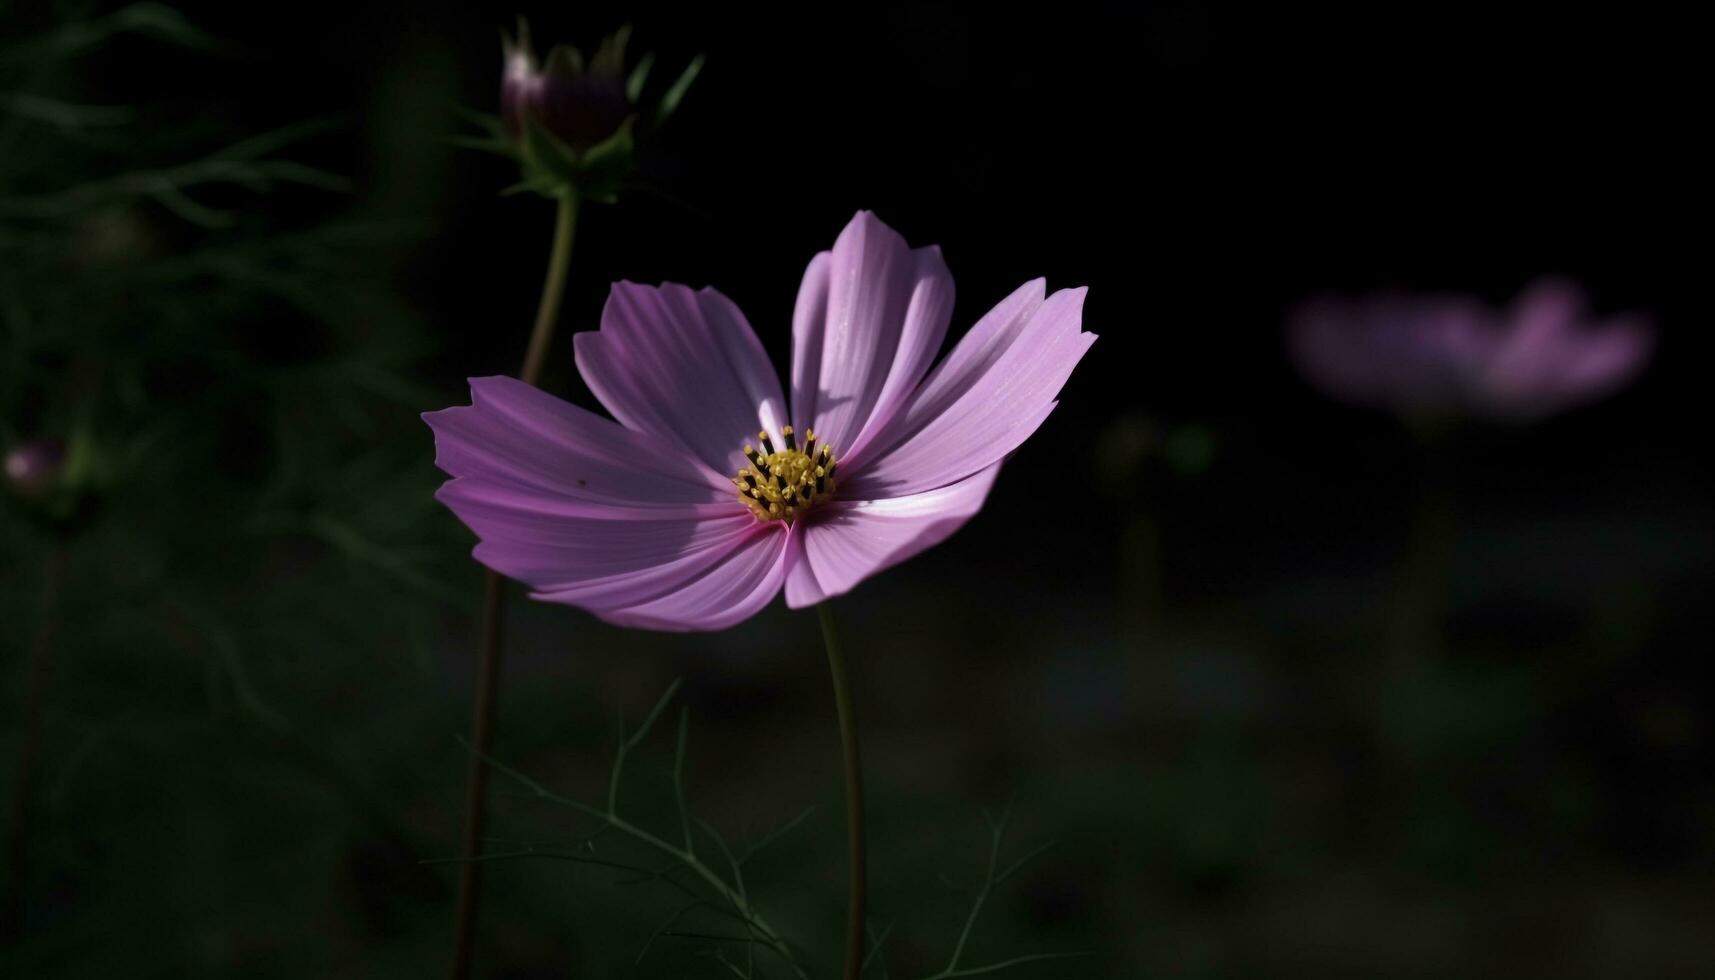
[[818, 602, 866, 980], [1386, 423, 1458, 674], [449, 191, 579, 980], [519, 193, 579, 388]]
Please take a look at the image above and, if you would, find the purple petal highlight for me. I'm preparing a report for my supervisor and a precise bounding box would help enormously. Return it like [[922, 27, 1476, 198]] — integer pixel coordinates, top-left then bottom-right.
[[788, 250, 831, 438], [790, 212, 954, 456], [441, 476, 789, 631], [424, 376, 728, 505], [848, 284, 1094, 498], [574, 282, 788, 475], [500, 40, 538, 140], [592, 521, 794, 632], [783, 462, 1001, 607], [1479, 280, 1655, 419], [425, 377, 790, 630]]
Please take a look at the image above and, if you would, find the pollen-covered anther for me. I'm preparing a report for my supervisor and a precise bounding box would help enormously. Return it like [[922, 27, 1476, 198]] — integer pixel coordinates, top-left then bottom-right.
[[734, 426, 837, 522]]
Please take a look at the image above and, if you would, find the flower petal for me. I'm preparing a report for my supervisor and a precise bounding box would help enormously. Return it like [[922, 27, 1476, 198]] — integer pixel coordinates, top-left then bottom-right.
[[783, 462, 1001, 607], [1482, 280, 1655, 418], [424, 376, 729, 505], [593, 521, 794, 632], [574, 282, 788, 476], [1287, 292, 1498, 411], [439, 477, 789, 631], [847, 283, 1094, 498], [790, 211, 955, 460], [1548, 316, 1653, 398]]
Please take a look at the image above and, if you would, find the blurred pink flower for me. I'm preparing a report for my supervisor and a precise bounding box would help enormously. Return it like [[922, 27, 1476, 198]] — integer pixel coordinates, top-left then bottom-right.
[[1288, 279, 1653, 421], [425, 211, 1094, 631], [4, 439, 65, 498]]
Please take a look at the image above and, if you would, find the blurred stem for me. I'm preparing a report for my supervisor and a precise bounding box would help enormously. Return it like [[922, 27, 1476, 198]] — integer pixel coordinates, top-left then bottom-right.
[[3, 540, 67, 943], [817, 603, 866, 980], [1386, 423, 1458, 675], [520, 193, 579, 387], [450, 191, 580, 980]]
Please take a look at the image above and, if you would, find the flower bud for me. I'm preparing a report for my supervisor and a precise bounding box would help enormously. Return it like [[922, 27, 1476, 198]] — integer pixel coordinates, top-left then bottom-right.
[[5, 431, 109, 529], [501, 24, 634, 154], [480, 21, 703, 202], [4, 439, 66, 499]]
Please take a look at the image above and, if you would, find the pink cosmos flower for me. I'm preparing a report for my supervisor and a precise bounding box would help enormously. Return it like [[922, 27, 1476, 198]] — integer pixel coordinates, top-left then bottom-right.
[[1288, 279, 1654, 422], [425, 212, 1094, 631]]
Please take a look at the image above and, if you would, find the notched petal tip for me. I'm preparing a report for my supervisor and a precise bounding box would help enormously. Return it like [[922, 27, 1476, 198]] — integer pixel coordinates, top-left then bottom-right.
[[1049, 283, 1094, 334]]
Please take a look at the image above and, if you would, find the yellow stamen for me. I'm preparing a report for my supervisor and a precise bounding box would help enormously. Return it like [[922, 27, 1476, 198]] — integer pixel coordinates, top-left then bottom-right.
[[735, 427, 837, 522]]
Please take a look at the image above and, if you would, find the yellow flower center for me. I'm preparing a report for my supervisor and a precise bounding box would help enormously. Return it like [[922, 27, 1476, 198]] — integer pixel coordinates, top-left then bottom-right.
[[733, 426, 837, 522]]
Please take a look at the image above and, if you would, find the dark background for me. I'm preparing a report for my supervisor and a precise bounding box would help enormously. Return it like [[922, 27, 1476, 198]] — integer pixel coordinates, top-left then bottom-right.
[[3, 2, 1710, 977]]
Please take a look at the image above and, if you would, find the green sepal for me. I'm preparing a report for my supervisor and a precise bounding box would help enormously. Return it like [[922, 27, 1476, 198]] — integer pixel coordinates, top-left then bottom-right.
[[511, 114, 637, 202], [568, 115, 636, 202], [656, 54, 704, 126], [520, 112, 581, 186], [625, 51, 656, 102], [499, 175, 561, 197], [543, 43, 584, 76], [588, 24, 631, 78]]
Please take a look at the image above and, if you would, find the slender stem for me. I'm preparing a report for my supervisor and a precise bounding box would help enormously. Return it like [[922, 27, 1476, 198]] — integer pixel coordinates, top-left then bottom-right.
[[818, 603, 866, 980], [1385, 423, 1457, 676], [2, 540, 66, 944], [449, 191, 580, 980], [520, 193, 580, 388]]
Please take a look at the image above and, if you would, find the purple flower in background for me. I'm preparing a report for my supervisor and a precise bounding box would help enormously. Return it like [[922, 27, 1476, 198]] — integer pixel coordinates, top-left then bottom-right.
[[1288, 279, 1654, 421], [4, 439, 65, 498], [426, 211, 1094, 631]]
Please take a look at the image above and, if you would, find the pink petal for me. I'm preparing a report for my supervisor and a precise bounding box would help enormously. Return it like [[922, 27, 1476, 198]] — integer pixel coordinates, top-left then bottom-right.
[[439, 477, 790, 632], [594, 521, 795, 632], [424, 376, 729, 505], [1550, 315, 1654, 396], [788, 251, 831, 436], [574, 282, 788, 476], [783, 462, 1001, 607], [425, 377, 787, 631], [790, 211, 955, 460], [848, 284, 1094, 498], [1287, 292, 1498, 410], [1482, 285, 1654, 419]]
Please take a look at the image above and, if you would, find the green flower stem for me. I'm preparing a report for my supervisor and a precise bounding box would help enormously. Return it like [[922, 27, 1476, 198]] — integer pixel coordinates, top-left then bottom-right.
[[450, 191, 580, 980], [520, 193, 579, 387], [818, 602, 866, 980]]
